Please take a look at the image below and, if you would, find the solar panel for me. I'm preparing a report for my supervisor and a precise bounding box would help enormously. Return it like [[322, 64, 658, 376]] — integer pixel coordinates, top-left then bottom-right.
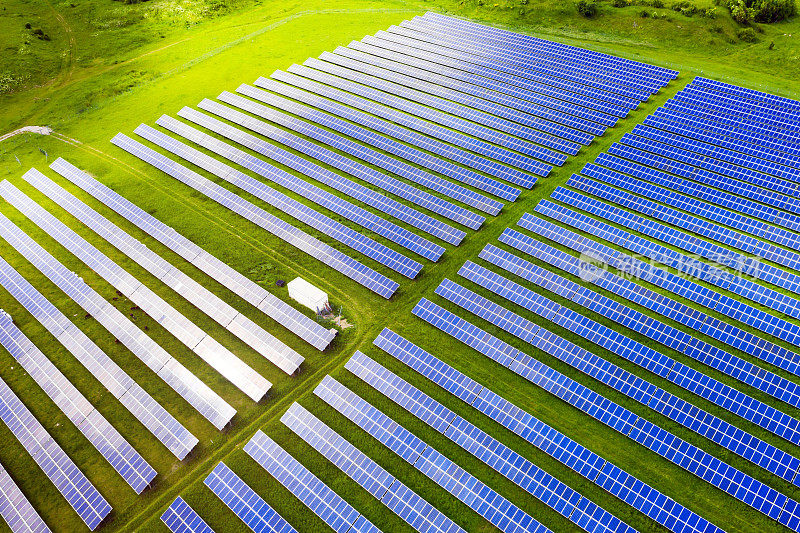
[[260, 70, 547, 183], [160, 111, 458, 253], [110, 133, 399, 299], [3, 176, 271, 402], [503, 215, 800, 404], [195, 99, 484, 230], [409, 297, 800, 530], [314, 376, 553, 533], [0, 374, 111, 530], [48, 158, 335, 351], [420, 13, 677, 80], [356, 34, 628, 118], [0, 310, 157, 493], [445, 268, 800, 470], [0, 205, 236, 431], [247, 78, 537, 189], [0, 461, 51, 533], [366, 32, 637, 110], [337, 44, 610, 133], [161, 497, 215, 533], [372, 328, 722, 533], [0, 242, 198, 460], [391, 22, 658, 98], [134, 123, 428, 276], [288, 61, 570, 164], [310, 53, 590, 150], [345, 351, 636, 533], [203, 462, 297, 533], [26, 169, 303, 375], [244, 430, 381, 533], [280, 403, 463, 533]]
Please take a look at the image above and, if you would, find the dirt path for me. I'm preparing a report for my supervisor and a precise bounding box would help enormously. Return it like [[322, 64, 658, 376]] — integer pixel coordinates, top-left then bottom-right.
[[0, 126, 52, 143]]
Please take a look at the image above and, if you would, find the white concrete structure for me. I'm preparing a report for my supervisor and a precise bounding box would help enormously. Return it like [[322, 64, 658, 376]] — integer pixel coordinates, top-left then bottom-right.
[[288, 277, 328, 313]]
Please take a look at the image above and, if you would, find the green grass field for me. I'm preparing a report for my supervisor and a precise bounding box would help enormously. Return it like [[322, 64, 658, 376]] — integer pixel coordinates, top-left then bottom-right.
[[1, 0, 800, 531]]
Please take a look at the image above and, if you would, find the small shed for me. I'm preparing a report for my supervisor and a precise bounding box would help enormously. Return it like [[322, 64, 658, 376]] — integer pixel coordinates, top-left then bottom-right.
[[287, 277, 329, 313]]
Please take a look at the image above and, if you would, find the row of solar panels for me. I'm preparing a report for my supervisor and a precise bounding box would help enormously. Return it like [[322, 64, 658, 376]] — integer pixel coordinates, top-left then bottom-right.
[[0, 161, 341, 529], [110, 7, 677, 300]]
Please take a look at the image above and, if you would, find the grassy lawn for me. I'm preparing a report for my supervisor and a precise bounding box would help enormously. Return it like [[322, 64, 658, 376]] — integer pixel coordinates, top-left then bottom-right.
[[1, 0, 799, 532]]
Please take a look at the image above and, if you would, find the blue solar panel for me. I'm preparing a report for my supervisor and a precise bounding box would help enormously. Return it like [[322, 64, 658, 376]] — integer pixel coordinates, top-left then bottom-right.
[[447, 266, 800, 463], [161, 497, 214, 533], [497, 219, 800, 409], [244, 431, 380, 533], [163, 109, 462, 250], [409, 297, 800, 530], [345, 351, 636, 533], [280, 403, 464, 533], [314, 376, 552, 533], [418, 13, 677, 82], [134, 124, 426, 277], [0, 311, 157, 494], [110, 133, 399, 298], [533, 199, 800, 354], [0, 461, 51, 533], [194, 99, 484, 230], [357, 34, 628, 118], [232, 85, 519, 204], [204, 462, 296, 533], [395, 20, 660, 98], [372, 328, 721, 533], [0, 375, 111, 530]]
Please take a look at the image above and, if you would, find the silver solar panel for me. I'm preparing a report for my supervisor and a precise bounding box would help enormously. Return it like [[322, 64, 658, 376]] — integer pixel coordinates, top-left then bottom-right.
[[0, 310, 156, 493], [0, 255, 197, 459], [0, 375, 111, 530], [0, 207, 234, 431], [14, 171, 274, 398], [50, 157, 334, 351]]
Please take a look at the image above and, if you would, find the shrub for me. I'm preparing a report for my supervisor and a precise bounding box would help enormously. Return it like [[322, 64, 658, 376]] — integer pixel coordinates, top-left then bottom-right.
[[703, 6, 717, 16], [729, 0, 754, 22], [576, 0, 599, 16], [738, 27, 758, 40], [769, 40, 775, 48], [652, 0, 665, 6], [24, 22, 31, 29], [727, 0, 796, 23], [640, 9, 650, 15], [612, 0, 627, 7]]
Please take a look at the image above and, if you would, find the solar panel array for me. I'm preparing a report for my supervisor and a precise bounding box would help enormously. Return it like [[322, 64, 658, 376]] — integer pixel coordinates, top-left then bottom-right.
[[344, 351, 636, 533], [0, 462, 50, 533], [372, 328, 721, 533], [0, 372, 111, 529], [1, 177, 271, 403], [0, 310, 157, 494], [0, 253, 198, 460], [314, 375, 553, 533], [0, 205, 236, 431], [280, 403, 463, 533], [244, 430, 382, 533], [23, 168, 302, 376], [49, 157, 334, 353], [103, 6, 674, 301]]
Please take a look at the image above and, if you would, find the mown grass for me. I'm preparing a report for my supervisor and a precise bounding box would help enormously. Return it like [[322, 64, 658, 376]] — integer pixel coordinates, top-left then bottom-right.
[[1, 0, 800, 532]]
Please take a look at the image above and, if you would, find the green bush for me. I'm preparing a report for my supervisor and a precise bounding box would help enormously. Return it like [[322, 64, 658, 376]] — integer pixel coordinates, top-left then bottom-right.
[[576, 0, 599, 16], [738, 27, 758, 40], [727, 0, 796, 22], [652, 0, 665, 6], [640, 9, 650, 15], [612, 0, 628, 7]]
